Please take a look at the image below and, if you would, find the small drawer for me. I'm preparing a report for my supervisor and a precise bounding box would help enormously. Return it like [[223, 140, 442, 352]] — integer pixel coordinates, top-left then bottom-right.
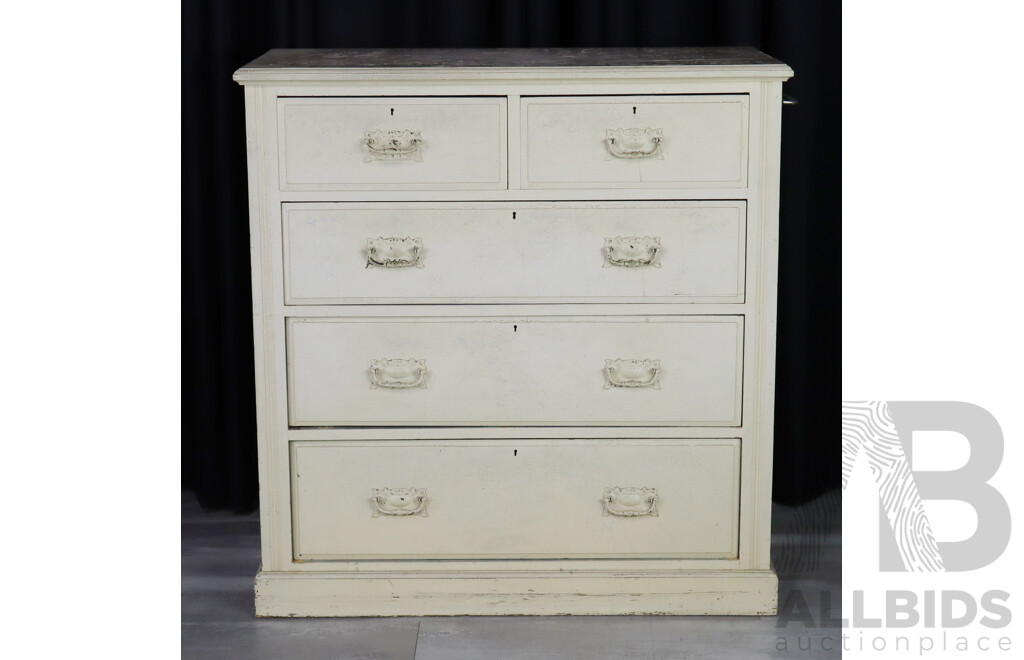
[[291, 439, 740, 560], [521, 95, 748, 189], [283, 201, 746, 305], [278, 97, 507, 190], [286, 315, 743, 427]]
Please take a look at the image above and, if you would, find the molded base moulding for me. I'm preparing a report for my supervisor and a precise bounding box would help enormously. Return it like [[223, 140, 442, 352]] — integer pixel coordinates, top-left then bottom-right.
[[254, 568, 779, 617]]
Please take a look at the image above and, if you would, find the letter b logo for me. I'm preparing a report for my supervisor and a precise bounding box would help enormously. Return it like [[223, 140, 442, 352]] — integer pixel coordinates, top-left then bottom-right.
[[842, 401, 1010, 572]]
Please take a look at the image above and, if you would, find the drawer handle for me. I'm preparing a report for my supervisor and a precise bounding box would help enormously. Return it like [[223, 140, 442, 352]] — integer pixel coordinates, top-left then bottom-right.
[[370, 358, 427, 389], [372, 487, 428, 517], [366, 236, 424, 269], [603, 486, 659, 517], [605, 128, 663, 160], [603, 236, 661, 268], [364, 129, 423, 161], [604, 358, 661, 390]]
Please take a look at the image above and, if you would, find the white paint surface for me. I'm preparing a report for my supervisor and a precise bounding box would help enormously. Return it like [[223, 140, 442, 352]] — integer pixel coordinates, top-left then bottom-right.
[[237, 55, 791, 616]]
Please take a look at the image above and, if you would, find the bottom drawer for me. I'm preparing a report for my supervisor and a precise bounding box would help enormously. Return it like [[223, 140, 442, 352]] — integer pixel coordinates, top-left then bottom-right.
[[291, 439, 740, 560]]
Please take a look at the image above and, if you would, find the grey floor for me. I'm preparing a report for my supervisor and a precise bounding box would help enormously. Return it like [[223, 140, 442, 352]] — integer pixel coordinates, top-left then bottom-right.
[[182, 490, 841, 659]]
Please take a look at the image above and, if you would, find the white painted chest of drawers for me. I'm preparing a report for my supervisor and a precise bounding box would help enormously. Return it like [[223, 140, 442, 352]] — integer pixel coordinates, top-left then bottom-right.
[[234, 48, 793, 617]]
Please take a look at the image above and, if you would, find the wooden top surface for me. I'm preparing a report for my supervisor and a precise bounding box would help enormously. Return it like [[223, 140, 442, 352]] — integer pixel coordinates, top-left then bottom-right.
[[238, 47, 786, 70]]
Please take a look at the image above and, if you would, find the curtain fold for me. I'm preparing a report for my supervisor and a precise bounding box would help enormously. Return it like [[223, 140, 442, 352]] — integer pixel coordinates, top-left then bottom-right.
[[182, 0, 840, 511]]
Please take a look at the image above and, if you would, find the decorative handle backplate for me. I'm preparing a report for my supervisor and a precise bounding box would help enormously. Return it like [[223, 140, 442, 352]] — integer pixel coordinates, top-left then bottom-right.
[[370, 358, 427, 389], [372, 487, 428, 517], [605, 128, 663, 160], [604, 359, 661, 390], [603, 486, 659, 517], [364, 129, 423, 161], [604, 236, 661, 268], [366, 236, 424, 269]]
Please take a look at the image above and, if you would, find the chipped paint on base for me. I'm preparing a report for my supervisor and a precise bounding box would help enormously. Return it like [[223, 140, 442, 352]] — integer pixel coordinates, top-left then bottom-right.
[[254, 568, 778, 617]]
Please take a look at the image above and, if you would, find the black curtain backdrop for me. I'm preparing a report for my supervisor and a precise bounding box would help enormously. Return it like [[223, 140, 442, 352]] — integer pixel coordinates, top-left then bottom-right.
[[183, 0, 840, 511]]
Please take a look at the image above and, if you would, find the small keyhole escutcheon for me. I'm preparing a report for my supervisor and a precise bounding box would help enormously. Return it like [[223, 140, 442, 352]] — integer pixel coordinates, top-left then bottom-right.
[[514, 449, 518, 457], [632, 106, 637, 114], [512, 211, 516, 219], [390, 108, 394, 116], [513, 324, 517, 332]]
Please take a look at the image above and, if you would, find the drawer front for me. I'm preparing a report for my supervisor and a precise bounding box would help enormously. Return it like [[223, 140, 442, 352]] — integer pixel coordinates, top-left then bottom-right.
[[522, 95, 748, 189], [284, 201, 745, 304], [287, 316, 743, 427], [278, 97, 507, 190], [291, 439, 740, 560]]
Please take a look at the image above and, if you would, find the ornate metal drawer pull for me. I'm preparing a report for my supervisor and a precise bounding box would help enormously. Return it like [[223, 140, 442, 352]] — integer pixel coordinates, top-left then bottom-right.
[[604, 358, 661, 390], [372, 487, 428, 517], [605, 128, 663, 160], [370, 358, 427, 389], [603, 487, 659, 517], [366, 236, 424, 268], [364, 129, 423, 161], [604, 236, 661, 268]]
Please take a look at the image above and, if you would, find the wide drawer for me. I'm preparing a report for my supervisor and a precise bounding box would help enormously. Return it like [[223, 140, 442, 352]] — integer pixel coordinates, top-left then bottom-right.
[[283, 201, 746, 304], [278, 97, 507, 190], [291, 439, 740, 560], [521, 95, 748, 189], [286, 315, 743, 427]]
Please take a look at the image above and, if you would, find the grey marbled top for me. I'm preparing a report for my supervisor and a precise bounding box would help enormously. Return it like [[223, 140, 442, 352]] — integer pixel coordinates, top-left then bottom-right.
[[239, 47, 785, 70]]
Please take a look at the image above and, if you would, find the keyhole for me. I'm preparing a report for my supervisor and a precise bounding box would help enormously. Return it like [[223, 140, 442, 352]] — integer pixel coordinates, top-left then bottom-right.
[[390, 108, 394, 116], [632, 106, 637, 114], [512, 211, 516, 219], [513, 324, 517, 332], [514, 449, 518, 456]]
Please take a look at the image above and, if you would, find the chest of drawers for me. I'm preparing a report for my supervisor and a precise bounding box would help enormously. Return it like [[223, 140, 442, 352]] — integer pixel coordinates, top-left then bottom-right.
[[234, 48, 792, 617]]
